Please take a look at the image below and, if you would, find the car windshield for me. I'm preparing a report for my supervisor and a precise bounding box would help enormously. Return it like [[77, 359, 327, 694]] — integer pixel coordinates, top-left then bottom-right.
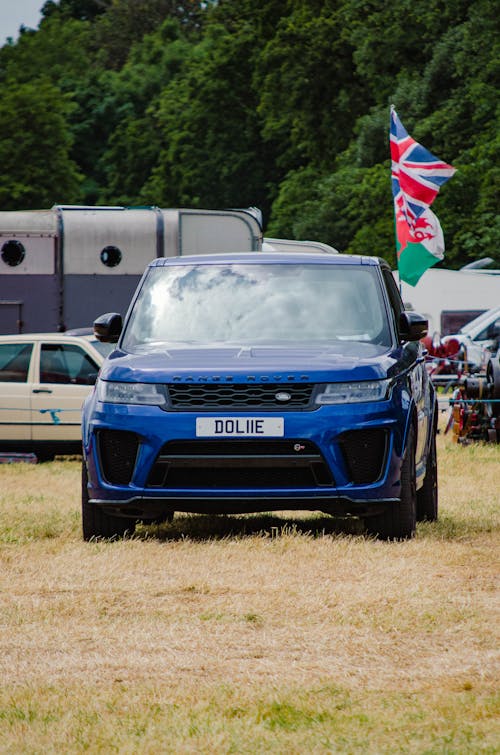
[[122, 262, 392, 350]]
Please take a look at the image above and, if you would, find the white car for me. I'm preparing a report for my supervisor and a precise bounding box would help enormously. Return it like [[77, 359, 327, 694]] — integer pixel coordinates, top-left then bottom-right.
[[0, 333, 111, 460], [442, 306, 500, 370]]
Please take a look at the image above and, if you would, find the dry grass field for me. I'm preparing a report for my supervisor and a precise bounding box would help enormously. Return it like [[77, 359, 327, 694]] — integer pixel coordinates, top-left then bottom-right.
[[0, 420, 498, 753]]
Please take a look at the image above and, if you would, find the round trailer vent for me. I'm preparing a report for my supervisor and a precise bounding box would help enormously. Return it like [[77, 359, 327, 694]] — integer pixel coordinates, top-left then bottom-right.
[[100, 245, 122, 267], [1, 240, 26, 267]]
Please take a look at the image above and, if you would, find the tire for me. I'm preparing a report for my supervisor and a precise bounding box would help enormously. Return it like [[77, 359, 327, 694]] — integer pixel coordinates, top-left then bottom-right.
[[417, 422, 438, 522], [152, 512, 175, 525], [82, 462, 135, 541], [365, 425, 417, 541], [486, 356, 500, 418], [140, 512, 175, 527], [36, 450, 55, 463]]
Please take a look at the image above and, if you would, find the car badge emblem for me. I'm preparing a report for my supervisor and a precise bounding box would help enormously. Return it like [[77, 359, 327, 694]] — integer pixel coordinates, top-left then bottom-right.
[[275, 391, 292, 402]]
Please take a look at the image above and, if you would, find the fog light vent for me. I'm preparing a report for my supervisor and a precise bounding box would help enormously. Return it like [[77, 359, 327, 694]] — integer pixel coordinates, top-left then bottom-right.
[[98, 430, 139, 485], [338, 428, 388, 484]]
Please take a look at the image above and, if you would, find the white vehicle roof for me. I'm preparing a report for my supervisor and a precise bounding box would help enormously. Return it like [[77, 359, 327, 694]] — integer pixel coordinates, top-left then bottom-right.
[[455, 306, 500, 336], [0, 332, 107, 360]]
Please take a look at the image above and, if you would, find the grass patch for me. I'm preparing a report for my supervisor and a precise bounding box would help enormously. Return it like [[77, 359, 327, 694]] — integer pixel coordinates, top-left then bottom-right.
[[0, 431, 498, 752], [0, 684, 498, 753]]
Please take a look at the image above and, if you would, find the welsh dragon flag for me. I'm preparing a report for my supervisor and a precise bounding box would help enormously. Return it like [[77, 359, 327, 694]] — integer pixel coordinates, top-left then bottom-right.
[[390, 107, 456, 286]]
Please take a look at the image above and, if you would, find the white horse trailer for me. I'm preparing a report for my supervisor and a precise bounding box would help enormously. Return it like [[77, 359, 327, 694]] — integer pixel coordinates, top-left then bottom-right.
[[0, 205, 262, 333], [396, 267, 500, 336]]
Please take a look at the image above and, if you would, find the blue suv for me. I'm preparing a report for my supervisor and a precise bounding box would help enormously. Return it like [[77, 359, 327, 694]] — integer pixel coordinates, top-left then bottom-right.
[[82, 253, 438, 540]]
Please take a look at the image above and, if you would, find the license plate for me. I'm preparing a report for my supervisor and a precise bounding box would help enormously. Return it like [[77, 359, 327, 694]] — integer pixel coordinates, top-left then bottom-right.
[[196, 417, 284, 437]]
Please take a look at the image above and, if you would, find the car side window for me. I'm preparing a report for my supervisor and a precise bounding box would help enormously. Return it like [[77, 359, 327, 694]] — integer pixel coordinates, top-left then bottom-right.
[[0, 343, 33, 382], [382, 269, 405, 336], [476, 318, 500, 342], [40, 344, 99, 385]]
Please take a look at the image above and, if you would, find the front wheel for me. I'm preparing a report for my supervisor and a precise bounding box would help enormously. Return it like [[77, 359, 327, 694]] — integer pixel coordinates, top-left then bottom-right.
[[364, 425, 417, 541], [417, 421, 438, 522], [82, 462, 135, 541]]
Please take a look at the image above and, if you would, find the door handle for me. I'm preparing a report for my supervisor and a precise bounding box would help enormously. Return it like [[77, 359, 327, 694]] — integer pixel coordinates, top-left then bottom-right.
[[33, 388, 53, 394]]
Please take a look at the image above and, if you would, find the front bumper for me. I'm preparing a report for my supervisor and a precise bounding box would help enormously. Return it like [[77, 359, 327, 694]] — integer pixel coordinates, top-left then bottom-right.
[[83, 393, 411, 518]]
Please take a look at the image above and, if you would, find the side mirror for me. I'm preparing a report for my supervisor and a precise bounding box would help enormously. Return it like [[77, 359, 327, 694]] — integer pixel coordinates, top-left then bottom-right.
[[93, 313, 123, 343], [399, 311, 428, 342]]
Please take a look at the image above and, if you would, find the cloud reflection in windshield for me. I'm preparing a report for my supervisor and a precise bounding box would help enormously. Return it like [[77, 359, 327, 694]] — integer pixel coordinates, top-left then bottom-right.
[[123, 263, 390, 348]]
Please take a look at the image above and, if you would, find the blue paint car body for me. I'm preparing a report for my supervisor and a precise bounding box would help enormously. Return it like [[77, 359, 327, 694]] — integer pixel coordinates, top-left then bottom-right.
[[82, 253, 437, 540]]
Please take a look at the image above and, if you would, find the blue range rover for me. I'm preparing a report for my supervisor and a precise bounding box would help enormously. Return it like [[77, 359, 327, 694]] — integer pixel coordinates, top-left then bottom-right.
[[82, 253, 438, 541]]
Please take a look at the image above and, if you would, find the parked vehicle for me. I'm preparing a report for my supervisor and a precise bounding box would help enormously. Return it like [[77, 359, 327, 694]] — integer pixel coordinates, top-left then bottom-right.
[[442, 306, 500, 371], [0, 333, 111, 460], [82, 252, 437, 541]]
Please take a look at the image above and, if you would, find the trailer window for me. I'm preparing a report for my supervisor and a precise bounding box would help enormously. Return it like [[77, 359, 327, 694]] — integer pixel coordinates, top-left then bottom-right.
[[100, 246, 122, 267], [1, 240, 26, 267]]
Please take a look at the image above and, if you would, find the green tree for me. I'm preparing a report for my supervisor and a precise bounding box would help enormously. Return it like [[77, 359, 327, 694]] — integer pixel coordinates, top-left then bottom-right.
[[142, 19, 281, 217], [97, 18, 193, 204], [91, 0, 206, 70], [0, 79, 82, 209], [256, 1, 364, 173], [0, 0, 497, 271], [0, 13, 92, 86]]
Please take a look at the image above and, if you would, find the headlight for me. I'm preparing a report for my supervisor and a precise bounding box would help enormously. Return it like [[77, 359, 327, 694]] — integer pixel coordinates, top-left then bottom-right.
[[97, 380, 166, 405], [315, 380, 390, 404]]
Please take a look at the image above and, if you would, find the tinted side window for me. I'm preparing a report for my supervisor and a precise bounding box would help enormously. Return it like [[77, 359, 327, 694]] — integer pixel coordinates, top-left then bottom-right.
[[476, 318, 500, 341], [382, 269, 405, 335], [40, 344, 99, 385], [0, 343, 33, 382]]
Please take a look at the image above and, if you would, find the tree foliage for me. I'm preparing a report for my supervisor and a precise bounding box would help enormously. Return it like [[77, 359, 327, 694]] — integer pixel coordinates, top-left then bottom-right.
[[0, 79, 82, 208], [0, 0, 498, 267]]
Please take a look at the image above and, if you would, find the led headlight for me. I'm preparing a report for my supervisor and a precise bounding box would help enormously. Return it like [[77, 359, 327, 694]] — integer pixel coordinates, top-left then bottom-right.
[[316, 379, 390, 405], [97, 380, 166, 405]]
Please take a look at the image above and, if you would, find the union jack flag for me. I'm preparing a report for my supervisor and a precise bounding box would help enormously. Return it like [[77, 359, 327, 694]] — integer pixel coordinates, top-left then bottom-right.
[[390, 106, 456, 228]]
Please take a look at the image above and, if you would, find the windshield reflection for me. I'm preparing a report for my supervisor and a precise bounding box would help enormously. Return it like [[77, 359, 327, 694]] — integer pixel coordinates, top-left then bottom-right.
[[122, 263, 391, 350]]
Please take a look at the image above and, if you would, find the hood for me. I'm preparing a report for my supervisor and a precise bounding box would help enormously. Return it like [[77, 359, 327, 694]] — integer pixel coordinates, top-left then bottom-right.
[[100, 343, 400, 383]]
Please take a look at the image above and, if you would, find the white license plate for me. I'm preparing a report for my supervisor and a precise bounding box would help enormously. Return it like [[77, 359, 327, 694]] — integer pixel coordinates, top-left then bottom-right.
[[196, 417, 284, 437]]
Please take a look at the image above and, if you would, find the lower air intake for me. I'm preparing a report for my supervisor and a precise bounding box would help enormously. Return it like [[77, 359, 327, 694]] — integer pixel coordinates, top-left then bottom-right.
[[147, 439, 334, 489], [98, 430, 139, 485], [338, 428, 388, 484]]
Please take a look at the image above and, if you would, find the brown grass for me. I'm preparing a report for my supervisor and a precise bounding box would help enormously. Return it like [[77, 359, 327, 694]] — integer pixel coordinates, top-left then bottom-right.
[[0, 420, 498, 753]]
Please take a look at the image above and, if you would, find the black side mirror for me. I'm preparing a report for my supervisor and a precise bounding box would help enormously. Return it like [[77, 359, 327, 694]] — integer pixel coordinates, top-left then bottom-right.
[[93, 313, 123, 343], [399, 311, 428, 342]]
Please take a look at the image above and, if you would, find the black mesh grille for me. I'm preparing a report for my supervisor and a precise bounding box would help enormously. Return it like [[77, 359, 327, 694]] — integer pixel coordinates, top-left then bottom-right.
[[166, 383, 314, 411], [338, 428, 388, 484], [147, 439, 334, 489], [98, 430, 139, 485]]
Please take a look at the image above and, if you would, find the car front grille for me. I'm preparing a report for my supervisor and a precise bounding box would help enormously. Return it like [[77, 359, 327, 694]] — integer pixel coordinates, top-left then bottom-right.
[[338, 428, 388, 484], [98, 430, 139, 485], [166, 383, 314, 411], [146, 439, 334, 489]]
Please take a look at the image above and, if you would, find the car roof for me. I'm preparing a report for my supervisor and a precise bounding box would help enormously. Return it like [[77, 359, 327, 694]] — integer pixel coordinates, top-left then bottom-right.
[[0, 333, 97, 342], [458, 306, 500, 334], [148, 252, 385, 268]]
